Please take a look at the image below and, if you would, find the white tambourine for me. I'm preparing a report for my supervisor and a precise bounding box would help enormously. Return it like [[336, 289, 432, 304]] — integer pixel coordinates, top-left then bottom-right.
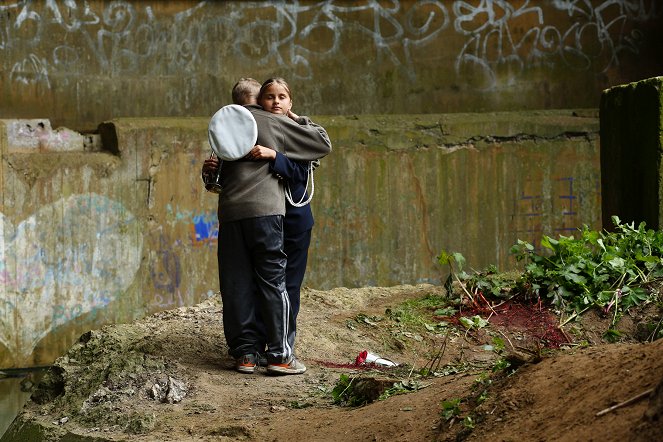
[[208, 104, 258, 161]]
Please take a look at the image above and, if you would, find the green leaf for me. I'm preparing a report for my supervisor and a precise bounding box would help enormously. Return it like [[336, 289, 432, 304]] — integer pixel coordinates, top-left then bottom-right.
[[437, 250, 452, 266], [603, 328, 622, 343], [608, 257, 625, 269], [540, 236, 554, 250], [459, 315, 489, 330], [562, 270, 587, 285], [452, 252, 466, 272], [441, 398, 461, 420], [434, 307, 457, 316]]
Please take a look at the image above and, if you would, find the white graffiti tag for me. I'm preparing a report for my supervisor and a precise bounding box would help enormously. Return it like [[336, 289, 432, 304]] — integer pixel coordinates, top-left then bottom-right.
[[453, 0, 660, 90], [0, 1, 660, 97]]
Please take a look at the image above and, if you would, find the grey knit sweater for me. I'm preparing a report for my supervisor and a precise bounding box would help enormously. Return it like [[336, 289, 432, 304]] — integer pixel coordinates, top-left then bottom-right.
[[217, 105, 331, 223]]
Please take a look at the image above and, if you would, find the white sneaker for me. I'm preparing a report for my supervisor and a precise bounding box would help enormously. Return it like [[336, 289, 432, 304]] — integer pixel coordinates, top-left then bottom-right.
[[266, 356, 307, 375]]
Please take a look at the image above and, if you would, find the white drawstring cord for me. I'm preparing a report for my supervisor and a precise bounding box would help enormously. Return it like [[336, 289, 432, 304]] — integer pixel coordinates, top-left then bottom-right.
[[285, 161, 314, 207]]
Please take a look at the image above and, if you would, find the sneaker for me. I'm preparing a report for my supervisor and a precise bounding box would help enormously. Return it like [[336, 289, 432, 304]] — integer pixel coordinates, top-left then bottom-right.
[[257, 354, 268, 367], [235, 354, 257, 374], [266, 356, 307, 375]]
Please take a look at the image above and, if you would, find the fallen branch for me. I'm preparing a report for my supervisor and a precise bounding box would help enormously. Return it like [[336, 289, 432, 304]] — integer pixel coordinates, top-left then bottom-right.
[[478, 292, 499, 318], [559, 306, 592, 327], [595, 388, 654, 417], [496, 329, 515, 351], [558, 326, 572, 344], [424, 332, 449, 374]]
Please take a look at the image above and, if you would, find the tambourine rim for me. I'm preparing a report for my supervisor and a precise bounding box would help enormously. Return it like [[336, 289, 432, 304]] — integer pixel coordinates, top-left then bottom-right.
[[208, 104, 258, 161]]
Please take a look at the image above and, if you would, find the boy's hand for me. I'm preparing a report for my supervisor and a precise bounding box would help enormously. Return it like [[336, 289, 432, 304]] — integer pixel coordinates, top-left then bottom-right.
[[202, 157, 219, 175]]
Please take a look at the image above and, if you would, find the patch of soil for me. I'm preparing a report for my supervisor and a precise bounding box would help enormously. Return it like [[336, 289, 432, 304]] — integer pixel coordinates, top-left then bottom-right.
[[3, 284, 663, 442]]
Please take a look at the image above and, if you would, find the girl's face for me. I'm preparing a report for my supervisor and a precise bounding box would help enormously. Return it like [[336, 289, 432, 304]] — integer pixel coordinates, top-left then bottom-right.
[[259, 83, 292, 115]]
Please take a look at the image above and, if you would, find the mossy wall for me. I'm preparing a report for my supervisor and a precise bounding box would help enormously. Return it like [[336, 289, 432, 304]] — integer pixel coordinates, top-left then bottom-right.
[[0, 110, 601, 368], [600, 76, 663, 230]]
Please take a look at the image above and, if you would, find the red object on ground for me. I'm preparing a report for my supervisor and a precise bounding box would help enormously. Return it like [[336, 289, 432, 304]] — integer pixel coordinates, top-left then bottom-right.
[[355, 350, 368, 365]]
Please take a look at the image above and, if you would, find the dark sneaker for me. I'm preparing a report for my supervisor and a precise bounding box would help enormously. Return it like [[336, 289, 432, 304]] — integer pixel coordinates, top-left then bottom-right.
[[235, 354, 257, 374], [257, 354, 268, 367], [266, 356, 307, 375]]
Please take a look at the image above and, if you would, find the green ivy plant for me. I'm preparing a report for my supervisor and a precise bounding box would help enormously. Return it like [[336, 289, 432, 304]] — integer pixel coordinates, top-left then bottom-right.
[[440, 398, 462, 421], [511, 216, 663, 328], [439, 216, 662, 335], [437, 251, 520, 305], [331, 374, 364, 406]]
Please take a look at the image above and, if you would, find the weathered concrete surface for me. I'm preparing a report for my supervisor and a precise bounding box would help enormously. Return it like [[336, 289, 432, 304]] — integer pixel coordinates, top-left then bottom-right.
[[315, 110, 601, 289], [600, 76, 663, 230], [0, 1, 660, 129], [0, 110, 600, 369]]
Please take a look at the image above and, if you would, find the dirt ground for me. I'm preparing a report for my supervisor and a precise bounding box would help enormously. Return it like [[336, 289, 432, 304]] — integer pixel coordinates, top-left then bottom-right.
[[4, 283, 663, 442]]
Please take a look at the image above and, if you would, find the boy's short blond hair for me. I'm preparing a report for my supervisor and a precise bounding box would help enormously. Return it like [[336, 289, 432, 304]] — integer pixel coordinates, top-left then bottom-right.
[[232, 78, 261, 105]]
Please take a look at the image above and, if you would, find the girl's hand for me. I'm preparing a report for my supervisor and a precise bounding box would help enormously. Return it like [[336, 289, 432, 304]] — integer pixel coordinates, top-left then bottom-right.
[[287, 109, 300, 121], [246, 145, 276, 161]]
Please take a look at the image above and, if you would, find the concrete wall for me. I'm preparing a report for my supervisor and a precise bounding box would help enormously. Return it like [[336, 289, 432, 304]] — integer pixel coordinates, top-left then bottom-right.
[[0, 110, 600, 368], [600, 76, 663, 230], [0, 0, 654, 371], [0, 1, 661, 130]]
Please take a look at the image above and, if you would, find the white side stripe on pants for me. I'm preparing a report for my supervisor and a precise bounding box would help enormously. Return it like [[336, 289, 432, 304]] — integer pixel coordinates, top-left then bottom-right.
[[280, 290, 292, 361]]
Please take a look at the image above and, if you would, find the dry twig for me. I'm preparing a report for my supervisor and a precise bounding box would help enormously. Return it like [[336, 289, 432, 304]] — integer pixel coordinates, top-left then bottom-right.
[[425, 332, 449, 374], [595, 388, 654, 417]]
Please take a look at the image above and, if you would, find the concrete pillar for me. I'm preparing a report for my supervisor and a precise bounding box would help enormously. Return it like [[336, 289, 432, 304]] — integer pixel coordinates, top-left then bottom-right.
[[600, 77, 663, 230]]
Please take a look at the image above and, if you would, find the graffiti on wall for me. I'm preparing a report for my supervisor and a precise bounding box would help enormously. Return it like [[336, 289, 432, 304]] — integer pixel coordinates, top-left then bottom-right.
[[147, 230, 184, 309], [453, 0, 659, 89], [163, 203, 218, 246], [191, 212, 218, 245], [0, 194, 142, 364], [0, 0, 658, 92], [144, 204, 217, 310], [510, 174, 601, 251]]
